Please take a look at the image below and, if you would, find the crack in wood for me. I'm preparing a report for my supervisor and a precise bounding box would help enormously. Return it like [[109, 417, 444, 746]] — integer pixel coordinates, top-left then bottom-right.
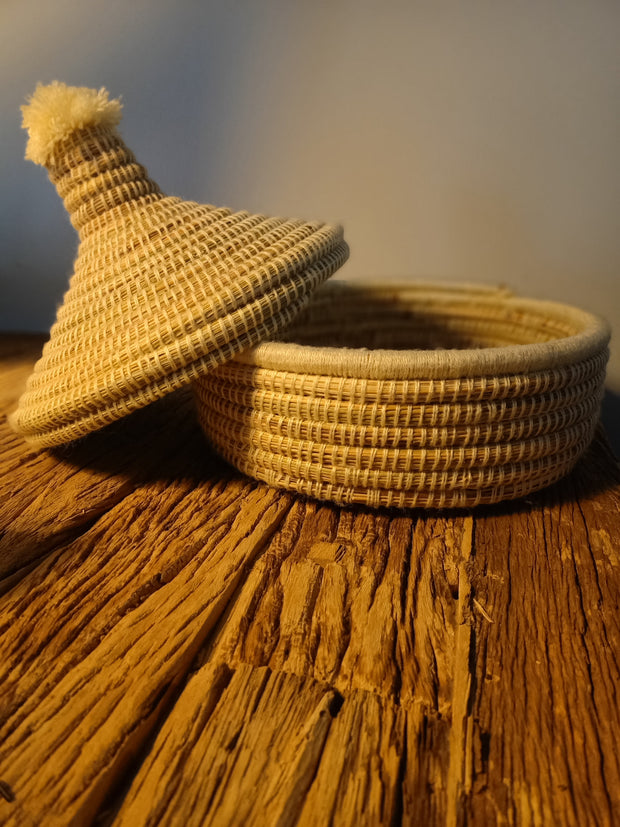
[[446, 515, 476, 827]]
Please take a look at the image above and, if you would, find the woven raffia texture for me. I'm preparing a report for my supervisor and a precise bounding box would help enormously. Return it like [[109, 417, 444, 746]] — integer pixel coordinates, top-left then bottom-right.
[[10, 85, 348, 447], [195, 282, 610, 508]]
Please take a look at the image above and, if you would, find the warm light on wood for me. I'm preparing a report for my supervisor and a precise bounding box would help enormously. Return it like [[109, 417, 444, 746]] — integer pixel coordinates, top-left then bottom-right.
[[0, 335, 618, 825]]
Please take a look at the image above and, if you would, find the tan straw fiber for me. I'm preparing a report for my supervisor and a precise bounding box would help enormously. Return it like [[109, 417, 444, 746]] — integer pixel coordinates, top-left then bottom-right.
[[10, 82, 348, 447], [195, 281, 610, 508]]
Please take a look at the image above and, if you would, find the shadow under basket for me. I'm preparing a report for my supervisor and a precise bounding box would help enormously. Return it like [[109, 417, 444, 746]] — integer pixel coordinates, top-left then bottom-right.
[[194, 282, 610, 509]]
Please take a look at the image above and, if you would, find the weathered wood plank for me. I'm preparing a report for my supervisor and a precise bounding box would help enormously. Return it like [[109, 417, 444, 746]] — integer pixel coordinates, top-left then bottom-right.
[[117, 502, 473, 824], [296, 689, 406, 826], [205, 499, 468, 707], [296, 691, 458, 827], [446, 516, 475, 827], [115, 663, 339, 827], [0, 332, 231, 586], [1, 335, 619, 827], [1, 477, 244, 707], [0, 399, 201, 583], [467, 436, 620, 826], [0, 480, 292, 826], [108, 442, 620, 826]]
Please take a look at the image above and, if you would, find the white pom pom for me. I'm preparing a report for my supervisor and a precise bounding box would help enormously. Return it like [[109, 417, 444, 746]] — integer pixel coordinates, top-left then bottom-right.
[[22, 81, 123, 166]]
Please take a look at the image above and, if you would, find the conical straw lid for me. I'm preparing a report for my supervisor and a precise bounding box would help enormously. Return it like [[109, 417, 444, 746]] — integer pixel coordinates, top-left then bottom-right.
[[10, 82, 349, 447]]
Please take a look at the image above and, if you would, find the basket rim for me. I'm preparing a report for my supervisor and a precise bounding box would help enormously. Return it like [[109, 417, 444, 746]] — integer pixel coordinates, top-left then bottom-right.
[[233, 282, 610, 380]]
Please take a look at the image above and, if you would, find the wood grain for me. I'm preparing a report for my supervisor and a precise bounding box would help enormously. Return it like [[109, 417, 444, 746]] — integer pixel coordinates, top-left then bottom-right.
[[0, 335, 208, 587], [0, 335, 619, 826], [468, 451, 620, 826], [115, 663, 340, 827], [0, 479, 291, 825], [0, 341, 294, 826]]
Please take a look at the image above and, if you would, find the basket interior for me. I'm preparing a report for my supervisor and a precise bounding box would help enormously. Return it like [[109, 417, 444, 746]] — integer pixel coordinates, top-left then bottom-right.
[[278, 284, 577, 351]]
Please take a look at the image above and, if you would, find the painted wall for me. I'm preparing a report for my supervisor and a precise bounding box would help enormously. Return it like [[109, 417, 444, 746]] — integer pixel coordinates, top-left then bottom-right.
[[1, 0, 618, 407]]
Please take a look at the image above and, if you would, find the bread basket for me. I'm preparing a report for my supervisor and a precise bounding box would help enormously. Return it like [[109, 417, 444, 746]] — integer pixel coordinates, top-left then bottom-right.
[[194, 281, 610, 508]]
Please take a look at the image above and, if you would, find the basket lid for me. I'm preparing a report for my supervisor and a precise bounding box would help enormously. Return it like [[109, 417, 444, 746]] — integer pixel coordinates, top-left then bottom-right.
[[10, 82, 348, 447]]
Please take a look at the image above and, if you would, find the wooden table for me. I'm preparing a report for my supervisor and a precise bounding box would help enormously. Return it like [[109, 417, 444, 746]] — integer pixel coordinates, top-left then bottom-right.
[[1, 334, 619, 827]]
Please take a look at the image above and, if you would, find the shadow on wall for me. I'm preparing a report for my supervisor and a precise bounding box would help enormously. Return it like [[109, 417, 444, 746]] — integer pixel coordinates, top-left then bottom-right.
[[601, 390, 620, 460]]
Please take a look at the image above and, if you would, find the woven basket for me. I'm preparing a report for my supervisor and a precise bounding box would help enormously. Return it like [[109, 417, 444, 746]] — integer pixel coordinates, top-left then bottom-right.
[[194, 282, 610, 508]]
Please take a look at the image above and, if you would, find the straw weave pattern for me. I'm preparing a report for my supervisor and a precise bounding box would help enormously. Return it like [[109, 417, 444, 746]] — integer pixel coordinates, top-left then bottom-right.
[[195, 282, 609, 508], [11, 126, 348, 447]]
